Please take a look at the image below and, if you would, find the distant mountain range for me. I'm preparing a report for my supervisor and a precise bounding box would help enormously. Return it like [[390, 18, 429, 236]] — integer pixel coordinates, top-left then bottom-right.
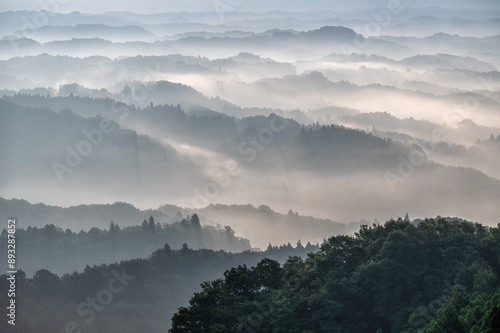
[[0, 197, 356, 250], [10, 24, 157, 43], [1, 7, 499, 229], [0, 98, 203, 206], [2, 92, 500, 225]]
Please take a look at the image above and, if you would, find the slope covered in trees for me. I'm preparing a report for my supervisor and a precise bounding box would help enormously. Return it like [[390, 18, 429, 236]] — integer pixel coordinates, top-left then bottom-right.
[[0, 198, 351, 251], [0, 239, 317, 332], [0, 214, 253, 276], [170, 218, 500, 333]]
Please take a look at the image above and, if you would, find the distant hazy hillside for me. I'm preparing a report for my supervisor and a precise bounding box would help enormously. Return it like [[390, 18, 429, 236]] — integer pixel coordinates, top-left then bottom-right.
[[0, 198, 353, 251], [195, 203, 360, 249], [0, 99, 203, 206], [400, 53, 496, 72], [2, 92, 500, 225], [11, 24, 157, 43], [0, 214, 253, 276], [0, 25, 414, 60]]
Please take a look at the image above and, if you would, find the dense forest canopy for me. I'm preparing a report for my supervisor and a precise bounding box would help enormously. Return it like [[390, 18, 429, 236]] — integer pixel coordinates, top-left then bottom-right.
[[170, 217, 500, 333], [0, 217, 498, 332], [0, 223, 318, 333]]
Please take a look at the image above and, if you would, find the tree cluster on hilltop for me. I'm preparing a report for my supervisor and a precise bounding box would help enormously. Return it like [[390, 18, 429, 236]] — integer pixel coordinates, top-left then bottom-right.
[[170, 217, 500, 333], [0, 214, 251, 276]]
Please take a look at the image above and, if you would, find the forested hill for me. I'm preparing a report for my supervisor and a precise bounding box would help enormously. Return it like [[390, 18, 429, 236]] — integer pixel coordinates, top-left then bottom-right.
[[0, 198, 355, 251], [0, 237, 318, 332], [0, 214, 254, 276], [170, 217, 500, 333]]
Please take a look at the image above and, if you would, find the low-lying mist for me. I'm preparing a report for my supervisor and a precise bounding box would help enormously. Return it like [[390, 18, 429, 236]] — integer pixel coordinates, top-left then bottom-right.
[[1, 6, 499, 253]]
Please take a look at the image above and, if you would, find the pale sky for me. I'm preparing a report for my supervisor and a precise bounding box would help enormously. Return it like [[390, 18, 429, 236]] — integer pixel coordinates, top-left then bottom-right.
[[0, 0, 498, 14]]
